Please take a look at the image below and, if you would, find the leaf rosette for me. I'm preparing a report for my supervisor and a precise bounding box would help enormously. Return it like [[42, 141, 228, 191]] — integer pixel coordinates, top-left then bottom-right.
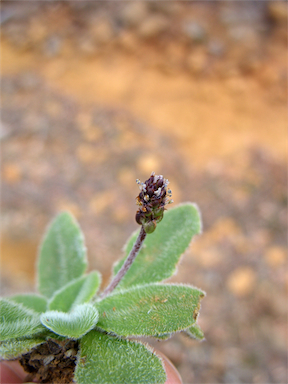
[[0, 178, 205, 384]]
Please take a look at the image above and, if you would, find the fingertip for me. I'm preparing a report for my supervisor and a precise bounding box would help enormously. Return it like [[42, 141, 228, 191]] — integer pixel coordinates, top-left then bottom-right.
[[0, 362, 26, 384], [156, 351, 183, 384]]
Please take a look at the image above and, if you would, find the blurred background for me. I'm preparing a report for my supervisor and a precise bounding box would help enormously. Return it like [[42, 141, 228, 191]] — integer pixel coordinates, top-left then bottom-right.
[[1, 1, 287, 383]]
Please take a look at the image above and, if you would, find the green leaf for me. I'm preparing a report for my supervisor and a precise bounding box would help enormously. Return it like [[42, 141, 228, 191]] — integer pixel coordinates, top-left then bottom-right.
[[37, 329, 67, 341], [74, 330, 166, 384], [10, 294, 47, 313], [48, 271, 101, 312], [184, 323, 205, 341], [113, 203, 201, 289], [0, 299, 44, 341], [38, 212, 87, 298], [96, 283, 205, 337], [0, 337, 45, 359], [40, 304, 99, 339]]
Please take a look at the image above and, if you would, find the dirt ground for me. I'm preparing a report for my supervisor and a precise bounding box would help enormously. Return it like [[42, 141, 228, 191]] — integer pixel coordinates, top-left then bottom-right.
[[1, 2, 287, 383]]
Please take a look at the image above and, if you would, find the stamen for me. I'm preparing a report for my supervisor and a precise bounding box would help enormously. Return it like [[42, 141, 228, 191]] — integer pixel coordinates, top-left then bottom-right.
[[154, 187, 162, 197], [153, 175, 159, 183], [144, 194, 150, 202]]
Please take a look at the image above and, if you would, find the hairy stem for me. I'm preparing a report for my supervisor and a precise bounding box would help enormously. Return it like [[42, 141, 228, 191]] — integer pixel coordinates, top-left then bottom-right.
[[100, 226, 147, 299]]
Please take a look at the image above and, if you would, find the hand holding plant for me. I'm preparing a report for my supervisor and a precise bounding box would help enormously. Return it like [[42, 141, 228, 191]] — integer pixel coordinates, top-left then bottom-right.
[[0, 173, 205, 384]]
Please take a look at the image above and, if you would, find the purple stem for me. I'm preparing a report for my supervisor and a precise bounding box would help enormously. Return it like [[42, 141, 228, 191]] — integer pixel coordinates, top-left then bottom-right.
[[100, 226, 147, 299]]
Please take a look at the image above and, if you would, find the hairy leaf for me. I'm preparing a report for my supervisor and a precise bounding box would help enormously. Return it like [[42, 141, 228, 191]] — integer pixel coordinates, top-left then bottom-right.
[[96, 284, 205, 337], [48, 271, 101, 312], [0, 338, 45, 359], [10, 294, 47, 313], [0, 300, 44, 341], [40, 304, 99, 339], [184, 323, 205, 340], [113, 204, 201, 288], [74, 330, 166, 384], [38, 212, 87, 298]]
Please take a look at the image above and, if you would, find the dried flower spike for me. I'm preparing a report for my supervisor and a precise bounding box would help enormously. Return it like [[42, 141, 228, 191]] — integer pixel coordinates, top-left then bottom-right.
[[135, 172, 173, 234]]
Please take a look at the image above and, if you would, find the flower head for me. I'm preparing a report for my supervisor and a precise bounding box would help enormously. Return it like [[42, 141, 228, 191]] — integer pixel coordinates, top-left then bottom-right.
[[135, 172, 173, 233]]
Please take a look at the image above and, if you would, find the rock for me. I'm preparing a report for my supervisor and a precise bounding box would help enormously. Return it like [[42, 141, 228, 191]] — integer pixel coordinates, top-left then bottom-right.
[[228, 26, 259, 48], [82, 126, 102, 142], [27, 17, 49, 45], [226, 267, 256, 297], [159, 43, 184, 75], [157, 340, 185, 365], [166, 42, 184, 61], [76, 144, 107, 165], [18, 72, 41, 90], [90, 19, 114, 44], [112, 204, 130, 223], [77, 36, 99, 56], [43, 35, 62, 57], [89, 190, 116, 214], [137, 15, 169, 38], [268, 1, 288, 24], [2, 163, 22, 184], [23, 113, 49, 134], [265, 246, 286, 267], [148, 1, 183, 16], [219, 2, 266, 25], [207, 40, 226, 57], [0, 123, 11, 140], [239, 55, 261, 75], [182, 21, 206, 43], [225, 76, 248, 93], [76, 144, 97, 164], [0, 8, 15, 25], [76, 112, 92, 131], [198, 248, 223, 268], [69, 1, 91, 11], [56, 201, 81, 219], [118, 31, 138, 52], [117, 167, 136, 187], [136, 154, 161, 174], [2, 22, 30, 50], [1, 77, 17, 95], [187, 51, 207, 74], [119, 2, 149, 27], [45, 100, 63, 118], [259, 65, 281, 86]]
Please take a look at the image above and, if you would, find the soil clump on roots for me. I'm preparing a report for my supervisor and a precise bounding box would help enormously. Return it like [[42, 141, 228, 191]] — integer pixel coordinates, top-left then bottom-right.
[[19, 339, 79, 383]]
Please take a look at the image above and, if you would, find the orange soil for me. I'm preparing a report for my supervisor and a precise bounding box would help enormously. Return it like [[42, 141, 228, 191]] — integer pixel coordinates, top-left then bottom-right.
[[1, 39, 287, 170]]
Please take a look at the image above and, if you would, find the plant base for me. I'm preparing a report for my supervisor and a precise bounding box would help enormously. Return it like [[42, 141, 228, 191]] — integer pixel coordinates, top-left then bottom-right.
[[19, 339, 79, 383]]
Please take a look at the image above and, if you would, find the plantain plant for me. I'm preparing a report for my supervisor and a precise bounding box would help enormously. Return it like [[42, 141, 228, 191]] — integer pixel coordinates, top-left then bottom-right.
[[0, 173, 205, 383]]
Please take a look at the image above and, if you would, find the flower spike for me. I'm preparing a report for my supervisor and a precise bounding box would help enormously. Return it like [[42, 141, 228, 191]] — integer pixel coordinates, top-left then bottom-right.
[[135, 172, 173, 234]]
